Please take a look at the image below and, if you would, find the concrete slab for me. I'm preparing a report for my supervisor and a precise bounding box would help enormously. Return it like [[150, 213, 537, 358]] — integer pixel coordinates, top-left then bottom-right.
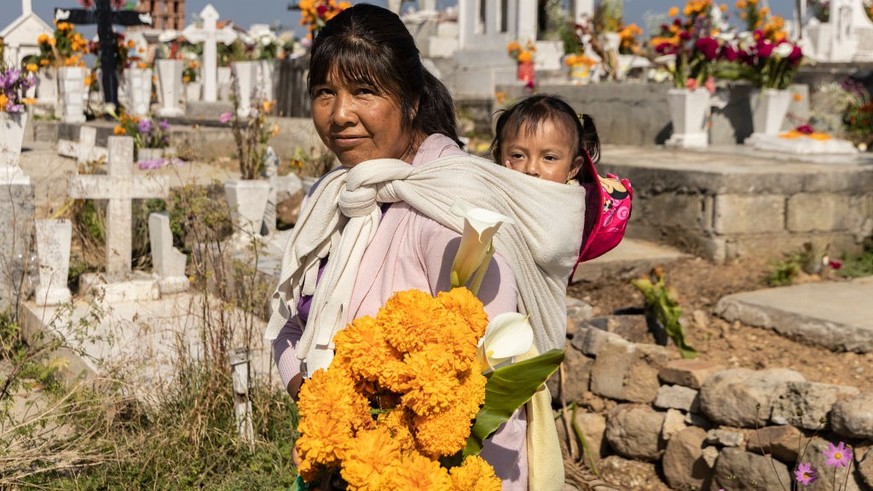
[[19, 292, 280, 398], [715, 276, 873, 353], [572, 238, 689, 283]]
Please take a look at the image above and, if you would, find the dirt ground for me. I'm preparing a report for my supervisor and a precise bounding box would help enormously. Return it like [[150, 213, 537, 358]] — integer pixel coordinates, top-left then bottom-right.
[[566, 256, 873, 491]]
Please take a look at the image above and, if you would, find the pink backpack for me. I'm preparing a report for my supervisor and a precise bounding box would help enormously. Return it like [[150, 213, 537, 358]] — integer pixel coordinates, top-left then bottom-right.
[[571, 151, 633, 280]]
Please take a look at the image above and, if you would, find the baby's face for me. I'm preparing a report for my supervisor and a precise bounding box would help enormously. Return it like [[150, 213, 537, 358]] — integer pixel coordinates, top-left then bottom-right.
[[499, 118, 580, 183]]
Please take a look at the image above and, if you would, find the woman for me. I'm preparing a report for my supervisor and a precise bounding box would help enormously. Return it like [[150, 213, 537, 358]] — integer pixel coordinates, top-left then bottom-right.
[[266, 5, 585, 489]]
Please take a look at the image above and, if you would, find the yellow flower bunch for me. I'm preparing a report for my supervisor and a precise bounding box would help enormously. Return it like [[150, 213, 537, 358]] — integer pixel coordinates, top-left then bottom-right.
[[564, 53, 597, 67], [298, 0, 352, 37], [618, 23, 643, 54], [34, 21, 89, 68], [507, 40, 536, 63], [296, 288, 501, 490], [683, 0, 714, 17], [736, 0, 786, 40]]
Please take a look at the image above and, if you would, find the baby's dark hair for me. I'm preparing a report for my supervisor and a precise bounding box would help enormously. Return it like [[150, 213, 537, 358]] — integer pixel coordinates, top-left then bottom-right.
[[490, 94, 600, 182]]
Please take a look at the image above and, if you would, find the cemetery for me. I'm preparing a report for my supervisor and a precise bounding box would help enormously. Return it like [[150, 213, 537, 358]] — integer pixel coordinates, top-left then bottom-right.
[[0, 0, 872, 489]]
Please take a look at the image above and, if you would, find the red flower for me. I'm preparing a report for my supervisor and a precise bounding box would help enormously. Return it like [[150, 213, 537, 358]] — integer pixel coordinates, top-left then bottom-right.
[[796, 124, 814, 134], [720, 45, 738, 61], [316, 4, 328, 17], [695, 37, 719, 60], [756, 39, 774, 58], [679, 31, 692, 41], [788, 45, 803, 63]]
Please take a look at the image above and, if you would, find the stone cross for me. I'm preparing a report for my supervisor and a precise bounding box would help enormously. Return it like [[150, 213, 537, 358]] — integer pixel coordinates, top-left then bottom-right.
[[148, 212, 188, 294], [183, 5, 238, 103], [57, 126, 108, 164], [69, 136, 169, 280], [22, 0, 32, 15]]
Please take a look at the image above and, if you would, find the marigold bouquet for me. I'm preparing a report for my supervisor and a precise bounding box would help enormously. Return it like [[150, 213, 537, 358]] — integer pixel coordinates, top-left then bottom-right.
[[34, 21, 89, 68], [507, 40, 536, 64], [296, 288, 501, 490], [297, 0, 352, 38], [650, 0, 724, 90]]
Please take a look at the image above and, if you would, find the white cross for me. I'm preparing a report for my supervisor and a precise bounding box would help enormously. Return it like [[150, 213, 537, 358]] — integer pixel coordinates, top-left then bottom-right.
[[183, 5, 237, 103], [69, 136, 170, 280], [22, 0, 32, 15]]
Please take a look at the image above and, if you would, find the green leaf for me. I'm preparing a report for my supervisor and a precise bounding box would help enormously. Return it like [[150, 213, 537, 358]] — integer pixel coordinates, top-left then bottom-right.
[[463, 349, 564, 456]]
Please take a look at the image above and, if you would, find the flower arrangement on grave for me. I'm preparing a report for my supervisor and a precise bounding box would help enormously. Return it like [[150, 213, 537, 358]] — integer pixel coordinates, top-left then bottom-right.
[[617, 23, 644, 55], [506, 40, 536, 64], [564, 53, 597, 69], [594, 0, 623, 34], [293, 200, 564, 491], [0, 66, 38, 113], [297, 0, 352, 39], [110, 108, 171, 150], [33, 21, 89, 68], [650, 0, 724, 90], [220, 76, 280, 179], [253, 32, 280, 60], [714, 2, 803, 90]]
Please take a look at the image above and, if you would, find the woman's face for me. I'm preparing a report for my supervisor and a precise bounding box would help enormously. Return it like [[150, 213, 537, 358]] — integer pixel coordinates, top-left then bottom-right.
[[499, 118, 581, 183], [311, 73, 416, 167]]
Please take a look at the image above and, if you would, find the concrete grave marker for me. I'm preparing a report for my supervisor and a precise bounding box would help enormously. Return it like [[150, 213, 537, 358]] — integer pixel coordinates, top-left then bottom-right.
[[57, 126, 109, 164], [148, 212, 188, 294], [183, 5, 237, 103], [68, 136, 169, 280], [35, 219, 72, 306]]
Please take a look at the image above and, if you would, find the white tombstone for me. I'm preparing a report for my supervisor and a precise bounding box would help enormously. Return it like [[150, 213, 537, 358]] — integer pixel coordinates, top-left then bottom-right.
[[58, 126, 109, 165], [805, 0, 873, 62], [0, 112, 29, 185], [36, 67, 59, 108], [156, 59, 184, 117], [126, 67, 153, 116], [35, 219, 72, 306], [183, 5, 238, 103], [258, 60, 276, 103], [58, 66, 87, 123], [68, 136, 170, 280], [453, 0, 521, 97], [0, 0, 52, 68], [148, 212, 188, 294], [231, 61, 259, 116], [217, 66, 232, 102]]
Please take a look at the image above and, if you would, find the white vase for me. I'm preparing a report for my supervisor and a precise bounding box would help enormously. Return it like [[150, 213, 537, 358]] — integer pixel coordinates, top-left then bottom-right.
[[750, 88, 792, 138], [36, 67, 58, 106], [258, 59, 276, 102], [185, 81, 202, 102], [665, 88, 711, 148], [0, 111, 29, 184], [232, 61, 259, 116], [35, 219, 72, 306], [601, 32, 621, 53], [224, 179, 271, 237], [156, 59, 184, 117], [58, 66, 86, 123], [126, 67, 154, 116]]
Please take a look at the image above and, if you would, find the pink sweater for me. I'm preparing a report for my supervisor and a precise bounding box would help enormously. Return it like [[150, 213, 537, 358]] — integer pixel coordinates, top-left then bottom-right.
[[273, 134, 529, 489]]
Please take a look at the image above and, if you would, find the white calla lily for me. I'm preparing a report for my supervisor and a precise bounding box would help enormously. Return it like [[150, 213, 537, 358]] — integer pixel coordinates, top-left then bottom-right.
[[477, 312, 534, 373], [772, 42, 793, 59], [449, 199, 514, 292]]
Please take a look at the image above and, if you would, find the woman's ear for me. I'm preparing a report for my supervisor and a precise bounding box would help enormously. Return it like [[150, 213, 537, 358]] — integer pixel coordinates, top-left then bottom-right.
[[568, 156, 583, 180]]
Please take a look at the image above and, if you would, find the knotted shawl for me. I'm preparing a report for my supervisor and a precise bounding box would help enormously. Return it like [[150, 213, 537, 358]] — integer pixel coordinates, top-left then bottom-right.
[[264, 154, 585, 374]]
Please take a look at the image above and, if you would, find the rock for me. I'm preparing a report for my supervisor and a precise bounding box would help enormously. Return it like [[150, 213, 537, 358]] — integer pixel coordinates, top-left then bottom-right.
[[859, 447, 873, 489], [584, 314, 653, 344], [698, 368, 806, 428], [659, 359, 724, 389], [746, 424, 808, 464], [710, 447, 791, 490], [654, 384, 700, 412], [692, 309, 709, 330], [556, 410, 607, 458], [566, 297, 594, 324], [570, 326, 629, 357], [547, 346, 593, 405], [661, 408, 687, 442], [831, 392, 873, 439], [605, 404, 665, 461], [662, 427, 709, 491], [598, 455, 668, 490], [705, 428, 745, 448], [701, 446, 719, 468], [590, 341, 672, 403], [770, 381, 859, 430], [685, 411, 713, 429], [276, 189, 304, 228], [794, 437, 863, 491]]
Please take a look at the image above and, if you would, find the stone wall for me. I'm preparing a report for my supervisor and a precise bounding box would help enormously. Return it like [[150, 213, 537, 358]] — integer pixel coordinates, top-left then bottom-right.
[[555, 311, 873, 490], [595, 147, 873, 263]]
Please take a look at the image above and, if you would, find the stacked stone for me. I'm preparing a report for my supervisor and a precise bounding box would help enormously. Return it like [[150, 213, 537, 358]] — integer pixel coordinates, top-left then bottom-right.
[[556, 308, 873, 490]]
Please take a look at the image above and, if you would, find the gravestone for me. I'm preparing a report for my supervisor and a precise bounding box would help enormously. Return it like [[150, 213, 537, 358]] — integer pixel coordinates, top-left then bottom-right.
[[156, 59, 184, 117], [805, 0, 873, 62], [0, 167, 34, 313], [148, 212, 188, 294], [182, 5, 238, 103], [0, 0, 52, 67], [68, 136, 169, 281], [34, 219, 72, 306], [453, 0, 525, 97], [57, 126, 109, 165]]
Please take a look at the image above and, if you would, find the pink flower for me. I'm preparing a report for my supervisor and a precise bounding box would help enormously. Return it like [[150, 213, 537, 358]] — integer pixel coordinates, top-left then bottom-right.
[[685, 78, 699, 90], [828, 258, 843, 270], [796, 124, 814, 134], [720, 45, 739, 62], [824, 441, 852, 468], [756, 39, 774, 59], [704, 77, 716, 94], [219, 112, 232, 124], [794, 462, 817, 485], [788, 45, 804, 63]]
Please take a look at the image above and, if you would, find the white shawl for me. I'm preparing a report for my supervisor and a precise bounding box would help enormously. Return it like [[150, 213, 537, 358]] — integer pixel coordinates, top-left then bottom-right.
[[264, 154, 585, 374]]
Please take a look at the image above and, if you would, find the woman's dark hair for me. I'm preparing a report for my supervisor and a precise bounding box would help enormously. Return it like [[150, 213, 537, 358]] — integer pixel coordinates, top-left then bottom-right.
[[490, 94, 601, 182], [308, 4, 462, 148]]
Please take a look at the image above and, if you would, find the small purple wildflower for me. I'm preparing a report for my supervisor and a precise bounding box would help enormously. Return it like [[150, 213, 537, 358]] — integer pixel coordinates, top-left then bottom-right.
[[794, 462, 817, 485], [137, 118, 153, 133], [158, 119, 170, 131], [137, 158, 166, 170], [219, 111, 232, 124], [823, 441, 852, 468]]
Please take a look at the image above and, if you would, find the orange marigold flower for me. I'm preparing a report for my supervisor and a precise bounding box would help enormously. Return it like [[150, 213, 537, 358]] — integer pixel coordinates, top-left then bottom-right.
[[668, 6, 679, 16], [384, 452, 451, 490], [113, 125, 126, 135], [25, 63, 38, 73], [401, 348, 461, 417], [437, 287, 488, 339], [334, 316, 397, 383], [0, 94, 9, 108], [376, 409, 416, 452], [449, 455, 501, 491], [793, 93, 803, 102], [413, 403, 477, 457], [23, 97, 37, 105], [340, 426, 401, 491]]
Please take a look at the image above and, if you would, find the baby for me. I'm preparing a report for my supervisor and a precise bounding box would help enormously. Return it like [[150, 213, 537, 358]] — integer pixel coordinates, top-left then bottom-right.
[[490, 94, 632, 276]]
